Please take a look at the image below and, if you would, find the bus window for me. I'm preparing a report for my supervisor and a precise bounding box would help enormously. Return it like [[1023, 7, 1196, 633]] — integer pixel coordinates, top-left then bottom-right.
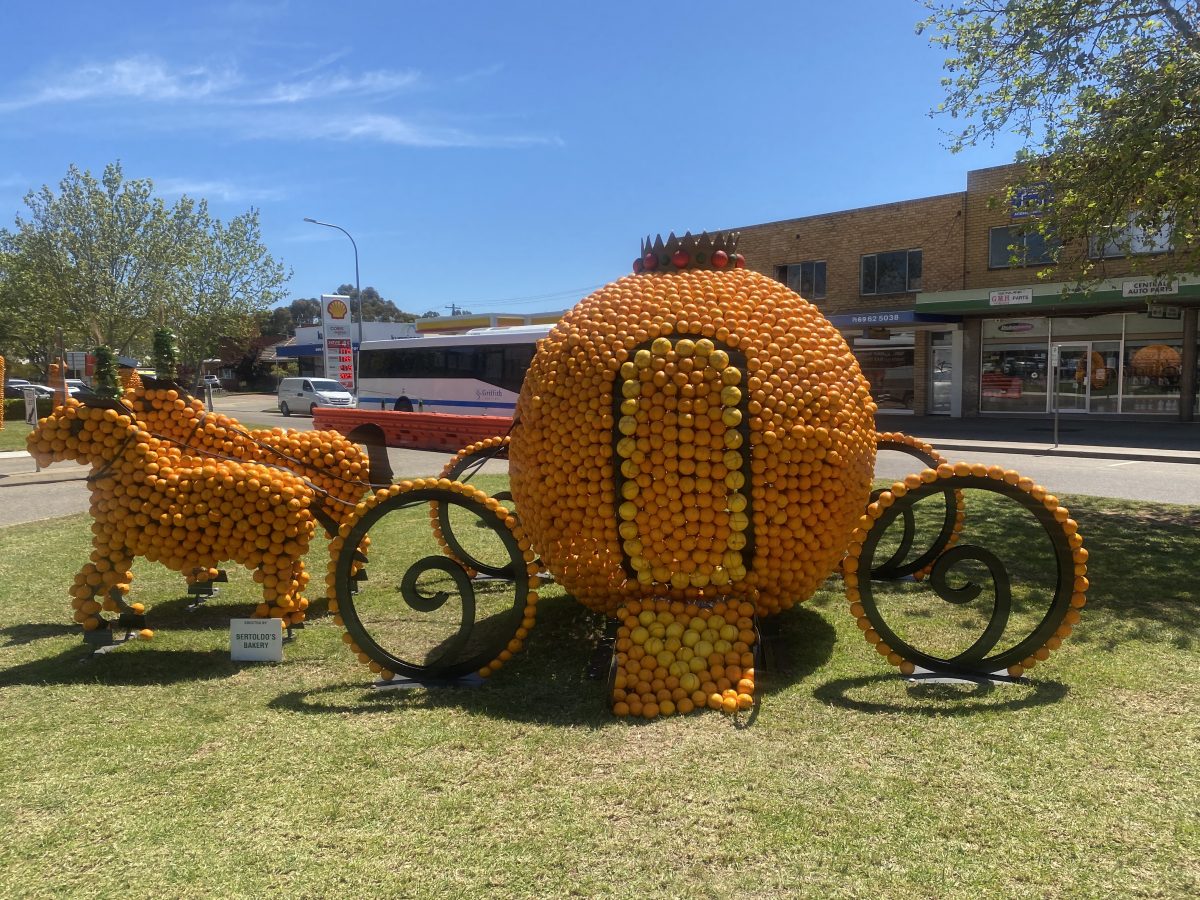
[[502, 345, 535, 393], [480, 348, 505, 385]]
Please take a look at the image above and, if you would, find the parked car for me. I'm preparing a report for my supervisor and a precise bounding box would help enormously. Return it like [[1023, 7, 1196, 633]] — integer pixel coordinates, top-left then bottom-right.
[[202, 375, 222, 390], [277, 377, 356, 417], [5, 378, 32, 398]]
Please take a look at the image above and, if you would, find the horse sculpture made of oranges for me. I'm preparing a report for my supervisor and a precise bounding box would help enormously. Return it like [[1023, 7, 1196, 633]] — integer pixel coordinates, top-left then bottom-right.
[[28, 379, 390, 643], [325, 233, 1090, 718]]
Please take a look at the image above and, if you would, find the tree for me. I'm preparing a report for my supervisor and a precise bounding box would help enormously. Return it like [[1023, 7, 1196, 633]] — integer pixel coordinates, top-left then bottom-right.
[[2, 162, 188, 354], [261, 306, 294, 337], [333, 283, 417, 322], [171, 206, 290, 386], [0, 161, 290, 379], [0, 247, 72, 380], [920, 1, 1200, 282], [288, 297, 321, 326]]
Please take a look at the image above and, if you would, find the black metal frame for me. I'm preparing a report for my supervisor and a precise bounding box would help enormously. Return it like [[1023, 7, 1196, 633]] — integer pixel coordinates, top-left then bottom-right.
[[435, 441, 517, 578], [870, 438, 958, 579], [856, 475, 1074, 673], [334, 487, 529, 679]]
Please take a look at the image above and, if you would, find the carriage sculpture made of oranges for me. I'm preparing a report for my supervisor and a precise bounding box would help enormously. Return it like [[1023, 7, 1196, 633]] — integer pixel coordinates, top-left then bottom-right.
[[31, 232, 1088, 718], [322, 232, 1089, 718]]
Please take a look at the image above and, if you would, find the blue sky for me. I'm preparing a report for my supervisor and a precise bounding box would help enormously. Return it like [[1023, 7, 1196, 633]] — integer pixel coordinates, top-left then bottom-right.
[[0, 0, 1022, 317]]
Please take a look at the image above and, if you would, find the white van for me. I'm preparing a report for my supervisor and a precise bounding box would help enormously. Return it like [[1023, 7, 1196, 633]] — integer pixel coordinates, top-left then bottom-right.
[[277, 377, 357, 417]]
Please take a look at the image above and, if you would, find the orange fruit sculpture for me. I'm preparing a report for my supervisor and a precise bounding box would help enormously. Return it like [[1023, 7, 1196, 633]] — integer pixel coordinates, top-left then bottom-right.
[[500, 232, 877, 718], [510, 232, 877, 618], [27, 380, 379, 639]]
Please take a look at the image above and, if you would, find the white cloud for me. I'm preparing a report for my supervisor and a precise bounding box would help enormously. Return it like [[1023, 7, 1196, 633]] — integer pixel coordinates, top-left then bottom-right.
[[0, 56, 238, 112], [154, 177, 287, 203], [257, 69, 421, 104], [0, 55, 560, 149], [260, 111, 560, 148]]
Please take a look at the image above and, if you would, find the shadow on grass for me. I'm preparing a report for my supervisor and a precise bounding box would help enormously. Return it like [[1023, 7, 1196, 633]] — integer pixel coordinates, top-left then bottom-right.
[[269, 600, 838, 725], [0, 647, 243, 687], [813, 673, 1069, 716], [1061, 498, 1200, 652], [881, 492, 1200, 653], [0, 622, 77, 648], [133, 594, 333, 632]]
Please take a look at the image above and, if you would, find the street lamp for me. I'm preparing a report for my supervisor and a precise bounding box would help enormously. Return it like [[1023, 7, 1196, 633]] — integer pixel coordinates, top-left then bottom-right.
[[303, 217, 362, 392]]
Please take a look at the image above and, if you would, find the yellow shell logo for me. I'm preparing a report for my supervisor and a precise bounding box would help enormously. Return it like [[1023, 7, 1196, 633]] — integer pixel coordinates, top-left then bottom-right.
[[327, 298, 349, 319]]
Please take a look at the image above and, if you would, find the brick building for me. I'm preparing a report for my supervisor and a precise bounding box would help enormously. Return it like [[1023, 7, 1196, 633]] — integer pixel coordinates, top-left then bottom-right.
[[729, 162, 1199, 420]]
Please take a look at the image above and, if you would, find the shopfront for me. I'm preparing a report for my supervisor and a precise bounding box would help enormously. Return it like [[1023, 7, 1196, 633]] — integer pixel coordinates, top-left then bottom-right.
[[919, 277, 1200, 419], [979, 311, 1196, 414], [827, 310, 962, 415]]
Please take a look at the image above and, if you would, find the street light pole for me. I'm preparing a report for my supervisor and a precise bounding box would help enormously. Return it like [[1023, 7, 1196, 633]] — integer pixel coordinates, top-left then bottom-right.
[[303, 217, 362, 393]]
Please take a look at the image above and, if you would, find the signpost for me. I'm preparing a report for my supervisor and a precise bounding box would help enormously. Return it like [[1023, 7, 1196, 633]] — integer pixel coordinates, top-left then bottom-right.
[[321, 294, 356, 390], [1050, 344, 1061, 448]]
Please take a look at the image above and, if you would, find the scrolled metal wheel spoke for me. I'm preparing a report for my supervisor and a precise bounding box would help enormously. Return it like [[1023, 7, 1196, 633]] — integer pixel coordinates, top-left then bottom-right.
[[871, 435, 963, 579], [433, 437, 516, 577], [851, 474, 1080, 676], [335, 487, 529, 680]]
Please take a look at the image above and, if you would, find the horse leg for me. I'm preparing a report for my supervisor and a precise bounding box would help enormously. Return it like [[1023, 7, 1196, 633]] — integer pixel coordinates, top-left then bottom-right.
[[70, 541, 136, 634]]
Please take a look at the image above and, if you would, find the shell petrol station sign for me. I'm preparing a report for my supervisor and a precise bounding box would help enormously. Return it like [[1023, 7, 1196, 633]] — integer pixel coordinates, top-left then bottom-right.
[[321, 294, 355, 389]]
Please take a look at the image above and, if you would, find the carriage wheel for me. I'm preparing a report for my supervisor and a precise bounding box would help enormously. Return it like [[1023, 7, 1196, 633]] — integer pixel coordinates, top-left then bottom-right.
[[844, 469, 1088, 678], [432, 436, 516, 578], [329, 479, 539, 681], [871, 432, 965, 580]]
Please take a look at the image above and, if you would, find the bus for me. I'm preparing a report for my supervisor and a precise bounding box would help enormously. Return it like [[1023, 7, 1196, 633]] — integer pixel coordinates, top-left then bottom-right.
[[356, 324, 554, 415]]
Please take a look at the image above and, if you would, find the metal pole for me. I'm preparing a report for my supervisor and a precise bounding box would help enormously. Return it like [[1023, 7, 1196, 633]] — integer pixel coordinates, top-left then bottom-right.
[[1051, 344, 1060, 448], [303, 218, 363, 394]]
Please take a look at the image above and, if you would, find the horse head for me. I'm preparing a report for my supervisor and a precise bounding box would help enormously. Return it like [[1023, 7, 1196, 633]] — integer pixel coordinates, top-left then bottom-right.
[[27, 396, 142, 470]]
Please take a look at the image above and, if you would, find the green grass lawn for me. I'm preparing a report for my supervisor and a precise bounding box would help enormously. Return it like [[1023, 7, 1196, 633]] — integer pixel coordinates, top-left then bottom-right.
[[0, 474, 1197, 898], [0, 421, 32, 452]]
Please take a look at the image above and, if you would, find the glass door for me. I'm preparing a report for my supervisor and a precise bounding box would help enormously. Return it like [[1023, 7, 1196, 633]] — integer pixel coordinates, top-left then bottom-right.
[[1052, 342, 1090, 412], [1089, 341, 1121, 412], [930, 346, 952, 414]]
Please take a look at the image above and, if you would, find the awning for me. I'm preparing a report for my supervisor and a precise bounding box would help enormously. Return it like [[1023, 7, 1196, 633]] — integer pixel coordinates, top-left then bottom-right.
[[826, 310, 961, 329], [917, 275, 1200, 315], [273, 343, 324, 357]]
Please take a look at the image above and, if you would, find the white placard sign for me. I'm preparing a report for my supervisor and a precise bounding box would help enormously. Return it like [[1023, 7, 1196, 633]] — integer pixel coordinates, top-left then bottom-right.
[[989, 288, 1033, 307], [1122, 277, 1178, 298], [230, 618, 284, 661]]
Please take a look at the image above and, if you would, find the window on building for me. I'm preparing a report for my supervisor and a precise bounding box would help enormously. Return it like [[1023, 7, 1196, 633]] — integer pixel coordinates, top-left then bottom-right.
[[1089, 213, 1173, 259], [783, 260, 826, 299], [989, 226, 1058, 268], [861, 249, 921, 295]]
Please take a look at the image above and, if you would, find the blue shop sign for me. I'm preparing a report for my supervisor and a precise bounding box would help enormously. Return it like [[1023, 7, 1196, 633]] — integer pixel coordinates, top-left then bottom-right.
[[828, 310, 960, 329], [1011, 182, 1050, 218]]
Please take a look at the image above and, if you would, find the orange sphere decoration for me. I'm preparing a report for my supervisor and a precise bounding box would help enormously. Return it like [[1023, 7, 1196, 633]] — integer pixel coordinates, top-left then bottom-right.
[[510, 233, 877, 619]]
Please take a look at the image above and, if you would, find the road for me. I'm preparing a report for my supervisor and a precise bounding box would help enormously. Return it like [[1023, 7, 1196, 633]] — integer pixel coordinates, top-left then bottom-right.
[[1, 392, 1197, 528], [873, 452, 1200, 507]]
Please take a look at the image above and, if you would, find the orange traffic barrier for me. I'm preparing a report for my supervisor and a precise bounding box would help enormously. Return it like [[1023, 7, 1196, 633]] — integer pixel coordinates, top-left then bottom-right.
[[313, 409, 510, 453]]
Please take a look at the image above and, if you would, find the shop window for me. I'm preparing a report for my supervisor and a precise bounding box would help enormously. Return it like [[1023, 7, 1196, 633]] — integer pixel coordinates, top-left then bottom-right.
[[988, 226, 1059, 268], [861, 249, 921, 295], [1122, 340, 1183, 413], [857, 347, 914, 410], [980, 347, 1049, 413], [1089, 213, 1173, 259], [784, 260, 826, 299]]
